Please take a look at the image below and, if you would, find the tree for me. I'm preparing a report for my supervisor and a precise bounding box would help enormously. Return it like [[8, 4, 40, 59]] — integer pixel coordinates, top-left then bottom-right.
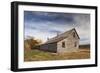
[[24, 36, 42, 50]]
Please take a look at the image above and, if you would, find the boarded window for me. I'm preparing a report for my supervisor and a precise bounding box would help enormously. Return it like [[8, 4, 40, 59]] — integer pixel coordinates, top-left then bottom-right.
[[62, 42, 65, 48]]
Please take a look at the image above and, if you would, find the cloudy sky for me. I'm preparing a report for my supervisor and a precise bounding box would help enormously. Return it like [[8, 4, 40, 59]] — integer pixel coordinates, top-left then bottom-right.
[[24, 11, 90, 45]]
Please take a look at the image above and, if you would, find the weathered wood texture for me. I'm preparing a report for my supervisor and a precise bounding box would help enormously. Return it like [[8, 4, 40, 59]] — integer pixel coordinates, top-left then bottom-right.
[[57, 30, 79, 53], [40, 28, 79, 53], [40, 43, 57, 53]]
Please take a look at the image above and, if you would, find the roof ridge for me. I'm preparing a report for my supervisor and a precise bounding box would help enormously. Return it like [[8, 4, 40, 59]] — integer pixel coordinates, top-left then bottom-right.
[[45, 28, 76, 44], [59, 28, 75, 36]]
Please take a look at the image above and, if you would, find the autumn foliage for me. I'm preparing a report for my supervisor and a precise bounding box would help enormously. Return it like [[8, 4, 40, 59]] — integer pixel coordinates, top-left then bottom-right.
[[24, 36, 42, 50]]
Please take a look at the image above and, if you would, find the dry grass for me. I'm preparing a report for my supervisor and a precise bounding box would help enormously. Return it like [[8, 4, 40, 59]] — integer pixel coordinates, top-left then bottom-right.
[[24, 48, 90, 62], [58, 49, 90, 60]]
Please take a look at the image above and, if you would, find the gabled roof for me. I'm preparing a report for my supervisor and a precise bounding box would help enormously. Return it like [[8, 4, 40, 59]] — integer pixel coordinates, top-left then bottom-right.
[[45, 28, 80, 44]]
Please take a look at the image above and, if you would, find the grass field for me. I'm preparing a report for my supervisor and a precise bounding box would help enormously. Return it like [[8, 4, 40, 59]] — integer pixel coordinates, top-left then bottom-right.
[[24, 47, 90, 61]]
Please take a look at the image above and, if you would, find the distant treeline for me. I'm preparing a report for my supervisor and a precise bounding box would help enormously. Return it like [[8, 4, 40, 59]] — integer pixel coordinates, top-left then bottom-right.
[[79, 44, 90, 49]]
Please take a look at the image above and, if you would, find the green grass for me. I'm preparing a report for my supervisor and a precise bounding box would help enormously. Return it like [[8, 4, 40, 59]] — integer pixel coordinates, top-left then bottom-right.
[[24, 48, 90, 62], [24, 50, 62, 61]]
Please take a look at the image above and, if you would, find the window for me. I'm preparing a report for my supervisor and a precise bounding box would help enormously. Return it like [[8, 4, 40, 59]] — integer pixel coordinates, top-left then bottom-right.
[[73, 32, 75, 37], [62, 42, 65, 48], [74, 42, 77, 47]]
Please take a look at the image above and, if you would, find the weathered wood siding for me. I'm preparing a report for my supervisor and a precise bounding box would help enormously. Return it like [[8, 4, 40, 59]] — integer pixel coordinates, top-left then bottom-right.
[[40, 43, 57, 53], [57, 30, 79, 53]]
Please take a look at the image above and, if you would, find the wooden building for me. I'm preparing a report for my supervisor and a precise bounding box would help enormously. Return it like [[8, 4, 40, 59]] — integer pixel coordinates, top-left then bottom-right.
[[40, 28, 80, 53]]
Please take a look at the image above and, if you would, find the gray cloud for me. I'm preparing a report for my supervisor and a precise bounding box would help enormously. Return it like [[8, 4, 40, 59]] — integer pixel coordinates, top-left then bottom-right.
[[24, 11, 90, 44]]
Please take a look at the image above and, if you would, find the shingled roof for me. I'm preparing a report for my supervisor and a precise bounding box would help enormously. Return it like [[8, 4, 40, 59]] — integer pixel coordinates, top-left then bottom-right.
[[45, 28, 80, 44]]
